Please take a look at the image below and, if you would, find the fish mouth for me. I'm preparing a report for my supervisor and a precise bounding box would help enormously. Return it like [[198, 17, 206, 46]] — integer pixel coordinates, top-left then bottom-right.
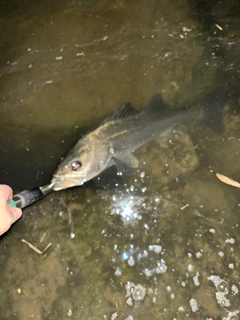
[[51, 176, 84, 191]]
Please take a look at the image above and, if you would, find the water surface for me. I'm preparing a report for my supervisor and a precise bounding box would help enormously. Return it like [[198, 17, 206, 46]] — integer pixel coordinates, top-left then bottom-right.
[[0, 0, 239, 319]]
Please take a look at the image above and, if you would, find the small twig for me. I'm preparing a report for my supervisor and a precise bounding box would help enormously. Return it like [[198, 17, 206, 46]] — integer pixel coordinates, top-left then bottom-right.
[[216, 24, 223, 31], [22, 239, 52, 254], [180, 204, 189, 210], [42, 242, 52, 253], [23, 290, 29, 297], [39, 232, 46, 243]]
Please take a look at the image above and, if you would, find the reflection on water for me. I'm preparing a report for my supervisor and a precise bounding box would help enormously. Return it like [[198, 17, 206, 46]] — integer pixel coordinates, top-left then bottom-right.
[[106, 183, 168, 224], [0, 0, 240, 319]]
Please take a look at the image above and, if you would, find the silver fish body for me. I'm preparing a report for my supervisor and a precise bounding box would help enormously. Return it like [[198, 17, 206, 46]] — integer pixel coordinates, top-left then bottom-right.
[[51, 92, 223, 191]]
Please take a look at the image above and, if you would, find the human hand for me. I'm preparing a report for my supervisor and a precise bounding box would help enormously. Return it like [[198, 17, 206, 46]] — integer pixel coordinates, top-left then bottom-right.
[[0, 184, 22, 236]]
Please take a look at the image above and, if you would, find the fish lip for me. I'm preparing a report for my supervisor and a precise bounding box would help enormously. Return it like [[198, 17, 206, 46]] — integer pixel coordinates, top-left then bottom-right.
[[51, 176, 85, 191]]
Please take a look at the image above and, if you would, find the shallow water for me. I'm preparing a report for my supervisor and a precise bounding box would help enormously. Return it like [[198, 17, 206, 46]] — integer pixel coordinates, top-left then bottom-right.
[[0, 0, 240, 319]]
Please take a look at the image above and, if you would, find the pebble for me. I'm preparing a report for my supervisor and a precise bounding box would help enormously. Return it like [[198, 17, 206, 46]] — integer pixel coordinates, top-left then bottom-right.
[[188, 264, 194, 272], [189, 298, 199, 312], [126, 297, 133, 306], [225, 238, 235, 244], [111, 312, 118, 320], [67, 309, 72, 317], [209, 228, 215, 234], [193, 272, 200, 286]]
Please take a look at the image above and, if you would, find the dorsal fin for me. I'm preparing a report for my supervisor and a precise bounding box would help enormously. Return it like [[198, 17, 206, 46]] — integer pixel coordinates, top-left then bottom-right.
[[144, 93, 167, 114], [99, 103, 138, 125]]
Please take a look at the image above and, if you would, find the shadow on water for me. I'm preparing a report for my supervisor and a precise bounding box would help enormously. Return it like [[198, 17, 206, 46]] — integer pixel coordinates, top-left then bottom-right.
[[0, 0, 239, 319]]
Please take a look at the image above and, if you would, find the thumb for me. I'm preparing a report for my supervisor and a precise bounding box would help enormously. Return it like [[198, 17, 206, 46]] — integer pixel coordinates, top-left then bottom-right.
[[8, 207, 22, 224]]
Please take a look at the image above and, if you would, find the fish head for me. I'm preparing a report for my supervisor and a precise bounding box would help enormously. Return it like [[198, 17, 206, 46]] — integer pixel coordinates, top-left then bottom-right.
[[51, 141, 111, 191]]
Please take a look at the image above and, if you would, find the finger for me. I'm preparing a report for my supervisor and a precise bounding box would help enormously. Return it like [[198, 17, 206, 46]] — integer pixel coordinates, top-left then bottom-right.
[[0, 184, 13, 201], [8, 207, 22, 224]]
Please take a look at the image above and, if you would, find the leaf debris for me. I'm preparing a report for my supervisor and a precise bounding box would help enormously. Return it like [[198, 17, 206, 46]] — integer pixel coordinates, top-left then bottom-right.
[[216, 173, 240, 188]]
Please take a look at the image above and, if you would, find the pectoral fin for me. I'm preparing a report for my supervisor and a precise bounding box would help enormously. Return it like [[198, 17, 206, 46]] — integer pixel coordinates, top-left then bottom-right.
[[113, 154, 139, 171]]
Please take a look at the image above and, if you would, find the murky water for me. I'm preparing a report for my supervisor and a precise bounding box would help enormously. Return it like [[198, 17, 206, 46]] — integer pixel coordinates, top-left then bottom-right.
[[0, 0, 239, 319]]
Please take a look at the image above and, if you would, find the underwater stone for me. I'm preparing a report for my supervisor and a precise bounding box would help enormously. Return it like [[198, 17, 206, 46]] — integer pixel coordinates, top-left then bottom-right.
[[216, 292, 231, 307], [111, 312, 118, 320], [189, 298, 199, 312], [126, 297, 133, 306], [67, 309, 72, 317]]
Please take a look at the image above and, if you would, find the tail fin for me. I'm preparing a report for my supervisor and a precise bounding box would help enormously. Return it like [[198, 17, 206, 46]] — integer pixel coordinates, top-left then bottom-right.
[[201, 88, 228, 134]]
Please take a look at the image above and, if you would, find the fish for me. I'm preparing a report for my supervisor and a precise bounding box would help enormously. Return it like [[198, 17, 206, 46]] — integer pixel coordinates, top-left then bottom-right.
[[51, 90, 226, 191]]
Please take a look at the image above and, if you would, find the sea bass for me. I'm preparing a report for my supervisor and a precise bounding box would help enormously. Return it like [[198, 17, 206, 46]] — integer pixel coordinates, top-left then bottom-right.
[[52, 92, 225, 191]]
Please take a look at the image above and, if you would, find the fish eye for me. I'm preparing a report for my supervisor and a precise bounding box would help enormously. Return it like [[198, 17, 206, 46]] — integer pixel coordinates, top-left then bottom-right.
[[71, 160, 82, 171]]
